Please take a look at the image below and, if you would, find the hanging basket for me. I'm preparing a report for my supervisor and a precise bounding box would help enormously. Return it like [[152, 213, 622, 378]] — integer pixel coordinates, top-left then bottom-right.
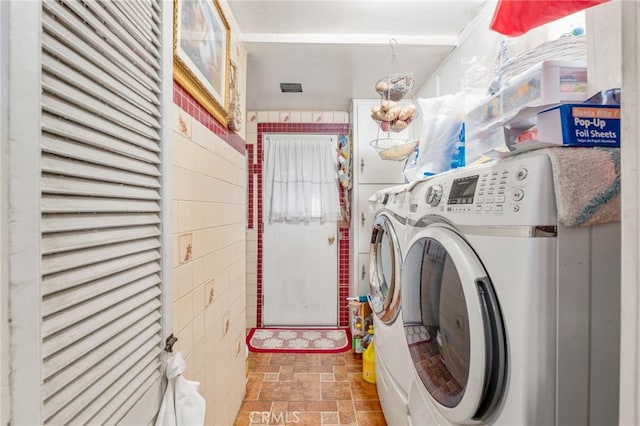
[[371, 102, 418, 133], [375, 73, 415, 101], [370, 138, 418, 161]]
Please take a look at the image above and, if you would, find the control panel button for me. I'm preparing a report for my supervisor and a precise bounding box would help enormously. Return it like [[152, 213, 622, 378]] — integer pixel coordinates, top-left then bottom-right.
[[425, 184, 443, 207], [512, 205, 520, 212], [512, 188, 525, 202], [516, 168, 528, 181]]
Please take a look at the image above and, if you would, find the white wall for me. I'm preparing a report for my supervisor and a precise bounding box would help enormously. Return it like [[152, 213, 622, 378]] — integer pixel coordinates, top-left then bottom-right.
[[416, 1, 503, 98], [619, 1, 640, 424], [171, 3, 249, 423], [171, 104, 247, 426], [0, 0, 8, 423]]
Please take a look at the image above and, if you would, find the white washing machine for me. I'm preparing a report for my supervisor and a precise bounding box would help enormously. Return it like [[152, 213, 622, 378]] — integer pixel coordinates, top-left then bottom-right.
[[368, 184, 417, 426], [401, 152, 620, 425]]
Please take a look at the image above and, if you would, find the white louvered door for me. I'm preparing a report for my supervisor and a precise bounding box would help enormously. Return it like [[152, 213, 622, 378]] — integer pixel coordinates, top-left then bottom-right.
[[10, 0, 168, 423]]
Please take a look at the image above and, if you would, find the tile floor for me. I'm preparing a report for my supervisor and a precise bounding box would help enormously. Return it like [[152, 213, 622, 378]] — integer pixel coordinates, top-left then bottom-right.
[[234, 351, 387, 425]]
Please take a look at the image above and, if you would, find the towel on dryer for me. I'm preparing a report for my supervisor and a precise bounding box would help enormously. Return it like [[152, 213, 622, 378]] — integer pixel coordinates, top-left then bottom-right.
[[543, 147, 620, 227]]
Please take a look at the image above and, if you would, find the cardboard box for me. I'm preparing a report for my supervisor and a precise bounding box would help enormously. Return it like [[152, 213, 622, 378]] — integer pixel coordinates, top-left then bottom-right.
[[537, 104, 620, 147]]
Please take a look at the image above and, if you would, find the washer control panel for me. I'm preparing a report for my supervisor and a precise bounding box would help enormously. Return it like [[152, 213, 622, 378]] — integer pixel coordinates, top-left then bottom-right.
[[413, 153, 556, 225]]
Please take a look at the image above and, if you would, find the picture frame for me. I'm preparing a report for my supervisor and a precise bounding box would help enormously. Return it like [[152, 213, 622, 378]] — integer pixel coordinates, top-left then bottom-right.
[[173, 0, 231, 126]]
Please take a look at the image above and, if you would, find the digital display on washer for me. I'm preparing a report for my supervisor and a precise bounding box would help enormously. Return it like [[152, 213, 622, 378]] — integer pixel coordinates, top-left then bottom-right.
[[448, 175, 479, 204]]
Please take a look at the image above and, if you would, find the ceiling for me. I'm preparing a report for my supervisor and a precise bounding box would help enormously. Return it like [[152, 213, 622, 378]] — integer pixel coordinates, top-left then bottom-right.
[[227, 0, 488, 111]]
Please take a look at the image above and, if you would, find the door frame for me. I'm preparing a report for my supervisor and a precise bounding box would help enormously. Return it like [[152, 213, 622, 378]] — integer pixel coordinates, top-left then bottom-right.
[[253, 123, 350, 329], [261, 133, 339, 327]]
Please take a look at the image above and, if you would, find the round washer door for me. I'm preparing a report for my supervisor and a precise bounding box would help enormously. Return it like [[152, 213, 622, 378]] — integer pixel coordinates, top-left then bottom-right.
[[402, 225, 506, 424], [369, 213, 402, 324]]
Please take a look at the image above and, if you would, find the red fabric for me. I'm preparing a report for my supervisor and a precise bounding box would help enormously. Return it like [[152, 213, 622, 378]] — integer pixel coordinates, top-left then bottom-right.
[[490, 0, 610, 36]]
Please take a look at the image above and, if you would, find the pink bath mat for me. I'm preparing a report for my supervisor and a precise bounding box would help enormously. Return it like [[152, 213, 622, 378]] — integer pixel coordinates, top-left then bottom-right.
[[246, 328, 351, 353]]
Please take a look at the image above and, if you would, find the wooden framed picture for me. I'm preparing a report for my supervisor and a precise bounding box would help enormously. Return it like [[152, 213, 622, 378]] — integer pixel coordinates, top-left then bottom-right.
[[174, 0, 230, 125]]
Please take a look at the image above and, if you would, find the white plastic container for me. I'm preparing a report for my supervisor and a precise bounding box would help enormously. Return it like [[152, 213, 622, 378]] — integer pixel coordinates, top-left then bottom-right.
[[466, 60, 588, 131], [500, 59, 588, 116], [465, 60, 588, 163]]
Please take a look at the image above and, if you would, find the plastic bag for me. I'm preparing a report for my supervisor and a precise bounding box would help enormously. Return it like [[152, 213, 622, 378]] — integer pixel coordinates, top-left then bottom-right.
[[155, 351, 206, 426], [490, 0, 610, 36], [416, 93, 466, 177]]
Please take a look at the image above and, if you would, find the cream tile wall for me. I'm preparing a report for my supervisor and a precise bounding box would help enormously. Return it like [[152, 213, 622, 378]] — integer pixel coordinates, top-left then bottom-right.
[[244, 110, 349, 328], [172, 105, 247, 426]]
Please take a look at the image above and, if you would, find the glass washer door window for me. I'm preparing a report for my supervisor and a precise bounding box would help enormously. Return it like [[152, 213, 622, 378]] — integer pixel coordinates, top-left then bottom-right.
[[369, 214, 402, 324], [402, 225, 506, 423]]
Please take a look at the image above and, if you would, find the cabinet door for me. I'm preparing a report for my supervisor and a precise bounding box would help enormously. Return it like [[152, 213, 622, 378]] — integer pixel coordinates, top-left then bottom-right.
[[353, 100, 414, 185], [357, 253, 372, 297], [355, 184, 390, 254]]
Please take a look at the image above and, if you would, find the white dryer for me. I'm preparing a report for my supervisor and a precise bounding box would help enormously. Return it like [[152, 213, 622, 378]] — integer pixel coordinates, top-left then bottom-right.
[[402, 152, 620, 425], [368, 184, 416, 426]]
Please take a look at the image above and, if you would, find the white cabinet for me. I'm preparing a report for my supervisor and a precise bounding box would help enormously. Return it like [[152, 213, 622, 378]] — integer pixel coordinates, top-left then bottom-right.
[[350, 99, 416, 296]]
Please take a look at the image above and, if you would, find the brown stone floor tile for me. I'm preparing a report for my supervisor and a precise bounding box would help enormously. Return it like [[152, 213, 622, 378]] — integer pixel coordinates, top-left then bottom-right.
[[238, 349, 388, 426], [293, 364, 334, 374], [238, 400, 272, 413], [322, 411, 340, 424], [264, 372, 279, 381], [271, 400, 289, 417], [289, 373, 321, 401], [258, 381, 292, 401], [346, 364, 362, 374], [321, 372, 335, 382], [287, 400, 337, 412], [291, 411, 322, 425], [355, 410, 387, 425], [353, 399, 383, 411], [251, 364, 282, 373], [333, 365, 349, 381], [321, 381, 352, 400], [270, 353, 296, 366], [233, 411, 255, 426], [245, 372, 265, 400], [294, 353, 321, 366], [337, 399, 356, 424], [249, 352, 272, 367], [344, 354, 363, 367], [348, 372, 380, 401], [320, 352, 348, 366], [278, 364, 295, 381]]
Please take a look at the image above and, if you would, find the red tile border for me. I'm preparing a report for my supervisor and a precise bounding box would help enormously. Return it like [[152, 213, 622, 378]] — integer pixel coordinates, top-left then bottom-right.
[[173, 80, 246, 155], [247, 144, 255, 229]]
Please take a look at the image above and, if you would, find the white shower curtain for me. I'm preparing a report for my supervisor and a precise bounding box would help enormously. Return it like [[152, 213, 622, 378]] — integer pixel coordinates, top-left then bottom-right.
[[264, 134, 341, 224]]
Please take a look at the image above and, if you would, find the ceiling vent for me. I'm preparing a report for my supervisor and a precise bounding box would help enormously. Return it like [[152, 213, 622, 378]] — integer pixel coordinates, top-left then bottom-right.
[[280, 82, 303, 93]]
